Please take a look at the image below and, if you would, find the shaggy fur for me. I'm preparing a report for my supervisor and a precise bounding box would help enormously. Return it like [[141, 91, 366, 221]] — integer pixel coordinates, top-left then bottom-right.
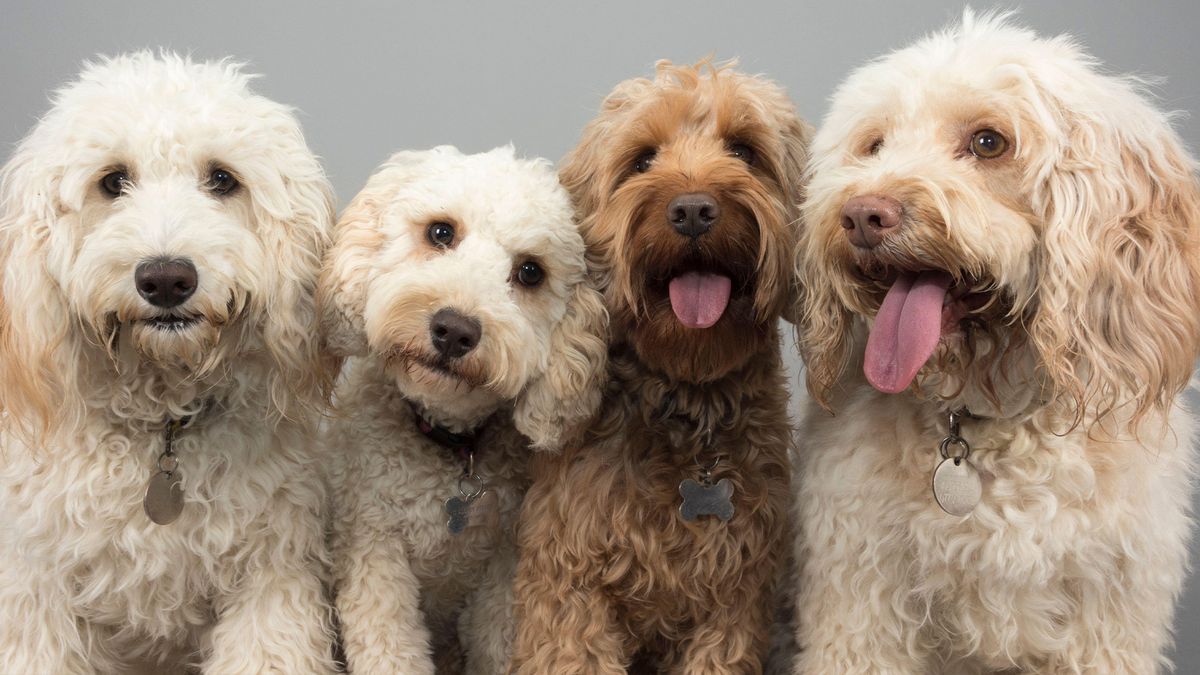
[[793, 12, 1200, 674], [510, 61, 811, 674], [0, 53, 338, 673], [321, 146, 607, 674]]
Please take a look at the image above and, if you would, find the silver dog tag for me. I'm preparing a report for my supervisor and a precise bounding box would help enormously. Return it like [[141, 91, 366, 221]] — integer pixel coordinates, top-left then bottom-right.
[[678, 478, 735, 522], [445, 489, 499, 534], [144, 470, 184, 525], [932, 457, 981, 517]]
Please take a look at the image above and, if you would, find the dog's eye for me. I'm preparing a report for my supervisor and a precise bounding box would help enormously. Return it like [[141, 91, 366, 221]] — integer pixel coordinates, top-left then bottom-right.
[[729, 142, 756, 165], [969, 129, 1008, 159], [515, 261, 544, 287], [100, 171, 130, 198], [633, 150, 657, 174], [867, 138, 884, 156], [207, 168, 239, 196], [427, 222, 456, 249]]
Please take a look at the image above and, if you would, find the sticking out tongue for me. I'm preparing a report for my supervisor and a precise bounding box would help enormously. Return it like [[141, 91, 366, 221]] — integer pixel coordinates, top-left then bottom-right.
[[864, 270, 953, 393], [668, 272, 732, 329]]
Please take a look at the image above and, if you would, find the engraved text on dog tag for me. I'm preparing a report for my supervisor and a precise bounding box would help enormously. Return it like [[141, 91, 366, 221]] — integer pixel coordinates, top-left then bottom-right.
[[932, 457, 981, 517], [679, 477, 735, 522], [144, 470, 184, 525]]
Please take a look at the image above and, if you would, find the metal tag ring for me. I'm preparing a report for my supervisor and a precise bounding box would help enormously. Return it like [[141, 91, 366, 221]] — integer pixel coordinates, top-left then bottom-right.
[[939, 436, 971, 461], [457, 473, 485, 500], [156, 454, 179, 474]]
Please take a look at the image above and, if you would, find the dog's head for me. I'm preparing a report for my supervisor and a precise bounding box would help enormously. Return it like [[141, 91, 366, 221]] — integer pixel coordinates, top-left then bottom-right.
[[321, 146, 607, 449], [798, 11, 1200, 423], [561, 60, 811, 383], [0, 53, 334, 438]]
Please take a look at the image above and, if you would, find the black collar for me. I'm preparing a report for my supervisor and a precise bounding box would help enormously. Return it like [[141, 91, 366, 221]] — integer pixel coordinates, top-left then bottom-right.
[[413, 407, 479, 461]]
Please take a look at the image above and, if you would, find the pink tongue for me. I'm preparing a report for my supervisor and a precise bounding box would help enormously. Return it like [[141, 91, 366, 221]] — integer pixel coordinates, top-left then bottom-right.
[[668, 273, 732, 329], [864, 270, 953, 393]]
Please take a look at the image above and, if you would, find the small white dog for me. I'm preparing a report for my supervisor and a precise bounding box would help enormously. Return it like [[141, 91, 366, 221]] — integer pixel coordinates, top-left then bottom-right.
[[320, 145, 607, 674], [793, 12, 1200, 674], [0, 54, 338, 673]]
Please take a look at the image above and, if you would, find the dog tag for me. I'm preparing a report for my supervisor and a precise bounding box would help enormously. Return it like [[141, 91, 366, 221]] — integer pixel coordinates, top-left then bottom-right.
[[445, 489, 499, 534], [679, 478, 735, 522], [144, 470, 184, 525], [932, 457, 981, 517]]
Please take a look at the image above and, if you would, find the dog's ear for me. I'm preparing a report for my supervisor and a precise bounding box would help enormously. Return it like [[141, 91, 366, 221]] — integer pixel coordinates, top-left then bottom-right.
[[1029, 83, 1200, 424], [776, 114, 814, 327], [251, 147, 338, 419], [318, 148, 451, 360], [0, 143, 76, 445], [513, 277, 609, 451]]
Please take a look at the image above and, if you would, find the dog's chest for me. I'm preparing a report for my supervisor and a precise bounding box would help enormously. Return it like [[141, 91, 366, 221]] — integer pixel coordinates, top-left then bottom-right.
[[2, 420, 305, 633]]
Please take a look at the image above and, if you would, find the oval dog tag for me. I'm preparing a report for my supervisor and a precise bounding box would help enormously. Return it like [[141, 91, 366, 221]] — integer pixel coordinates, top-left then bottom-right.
[[932, 457, 981, 517], [144, 471, 184, 525]]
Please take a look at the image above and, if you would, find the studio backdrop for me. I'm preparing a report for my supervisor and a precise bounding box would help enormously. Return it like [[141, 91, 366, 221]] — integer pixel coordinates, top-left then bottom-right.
[[1, 0, 1197, 669]]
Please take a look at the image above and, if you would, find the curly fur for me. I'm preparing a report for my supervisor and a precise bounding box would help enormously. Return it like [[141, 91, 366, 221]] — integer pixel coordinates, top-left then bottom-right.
[[321, 146, 607, 674], [0, 53, 338, 673], [792, 12, 1200, 674], [510, 61, 810, 674]]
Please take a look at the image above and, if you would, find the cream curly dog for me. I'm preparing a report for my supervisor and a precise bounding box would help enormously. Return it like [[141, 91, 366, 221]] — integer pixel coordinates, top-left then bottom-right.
[[0, 54, 338, 673], [320, 145, 607, 674], [793, 12, 1200, 674]]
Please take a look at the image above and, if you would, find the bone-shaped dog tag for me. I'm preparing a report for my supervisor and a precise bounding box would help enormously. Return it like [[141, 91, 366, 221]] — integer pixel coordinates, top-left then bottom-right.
[[445, 489, 499, 534], [678, 478, 735, 522]]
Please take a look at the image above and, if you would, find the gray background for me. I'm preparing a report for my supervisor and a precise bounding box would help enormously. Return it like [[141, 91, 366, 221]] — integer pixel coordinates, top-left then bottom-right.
[[1, 0, 1197, 668]]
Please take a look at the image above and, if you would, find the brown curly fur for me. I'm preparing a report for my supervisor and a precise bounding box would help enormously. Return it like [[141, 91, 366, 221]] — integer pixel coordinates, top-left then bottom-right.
[[509, 60, 811, 674]]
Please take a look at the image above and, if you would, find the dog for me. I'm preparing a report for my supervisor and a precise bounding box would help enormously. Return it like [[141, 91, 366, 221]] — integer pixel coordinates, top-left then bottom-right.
[[793, 12, 1200, 674], [319, 145, 607, 674], [509, 61, 811, 674], [0, 53, 338, 673]]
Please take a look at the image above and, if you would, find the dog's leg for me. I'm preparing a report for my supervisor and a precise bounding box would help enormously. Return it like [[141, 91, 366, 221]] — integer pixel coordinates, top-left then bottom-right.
[[460, 540, 517, 675], [334, 528, 435, 675], [201, 495, 336, 675], [791, 451, 928, 675], [668, 608, 772, 675], [0, 570, 100, 674]]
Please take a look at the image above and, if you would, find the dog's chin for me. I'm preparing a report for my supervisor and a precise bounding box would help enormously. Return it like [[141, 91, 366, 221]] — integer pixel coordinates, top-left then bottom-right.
[[622, 258, 773, 383], [122, 315, 224, 371]]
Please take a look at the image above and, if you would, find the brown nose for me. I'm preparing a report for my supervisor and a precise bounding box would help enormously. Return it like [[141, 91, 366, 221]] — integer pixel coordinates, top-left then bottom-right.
[[668, 193, 720, 238], [841, 195, 903, 249], [134, 258, 198, 309], [429, 308, 482, 359]]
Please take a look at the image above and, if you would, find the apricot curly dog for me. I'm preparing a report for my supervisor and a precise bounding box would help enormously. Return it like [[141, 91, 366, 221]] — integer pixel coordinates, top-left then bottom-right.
[[509, 61, 811, 674]]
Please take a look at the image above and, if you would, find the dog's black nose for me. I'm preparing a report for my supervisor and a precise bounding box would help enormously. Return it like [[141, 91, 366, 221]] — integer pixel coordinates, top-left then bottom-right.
[[134, 258, 198, 309], [430, 308, 482, 359], [842, 195, 903, 249], [668, 193, 720, 238]]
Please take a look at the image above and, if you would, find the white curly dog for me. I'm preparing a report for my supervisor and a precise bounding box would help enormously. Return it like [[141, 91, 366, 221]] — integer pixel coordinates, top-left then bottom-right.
[[320, 145, 607, 674], [0, 53, 338, 673], [793, 12, 1200, 674]]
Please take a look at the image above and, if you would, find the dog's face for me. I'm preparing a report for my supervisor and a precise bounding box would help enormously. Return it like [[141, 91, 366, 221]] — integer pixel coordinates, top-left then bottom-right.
[[798, 12, 1200, 421], [322, 146, 607, 448], [0, 53, 334, 431], [561, 61, 810, 383]]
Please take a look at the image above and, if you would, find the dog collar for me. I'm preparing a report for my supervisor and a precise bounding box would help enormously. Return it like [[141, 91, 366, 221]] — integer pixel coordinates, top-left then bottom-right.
[[413, 407, 479, 461]]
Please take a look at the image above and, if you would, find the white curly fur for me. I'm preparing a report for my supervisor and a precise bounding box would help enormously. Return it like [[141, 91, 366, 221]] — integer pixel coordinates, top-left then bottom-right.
[[320, 145, 607, 674], [793, 12, 1200, 674], [0, 53, 338, 674]]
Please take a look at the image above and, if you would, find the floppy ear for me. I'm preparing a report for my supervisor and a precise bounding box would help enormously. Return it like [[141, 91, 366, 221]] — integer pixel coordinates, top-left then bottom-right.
[[252, 158, 337, 419], [0, 142, 80, 445], [513, 277, 609, 451], [775, 114, 814, 327], [1028, 86, 1200, 424]]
